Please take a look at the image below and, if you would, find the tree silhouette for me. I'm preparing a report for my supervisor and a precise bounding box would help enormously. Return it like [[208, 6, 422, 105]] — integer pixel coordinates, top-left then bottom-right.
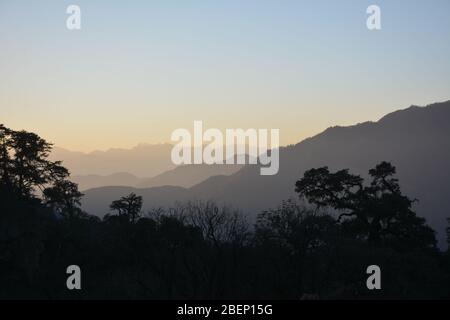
[[295, 162, 436, 249], [0, 124, 68, 198], [1, 124, 450, 299], [182, 201, 248, 247], [43, 180, 85, 219], [255, 199, 339, 297], [107, 193, 143, 223]]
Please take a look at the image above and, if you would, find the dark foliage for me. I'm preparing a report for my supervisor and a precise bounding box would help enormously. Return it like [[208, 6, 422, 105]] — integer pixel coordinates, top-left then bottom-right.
[[1, 125, 449, 299]]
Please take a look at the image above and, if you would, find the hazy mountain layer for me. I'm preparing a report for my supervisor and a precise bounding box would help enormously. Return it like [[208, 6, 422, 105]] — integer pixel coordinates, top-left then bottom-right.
[[71, 164, 243, 191], [50, 143, 175, 177], [81, 101, 450, 247]]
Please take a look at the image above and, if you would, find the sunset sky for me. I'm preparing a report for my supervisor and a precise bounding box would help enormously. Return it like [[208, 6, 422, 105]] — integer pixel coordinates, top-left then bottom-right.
[[1, 0, 449, 152]]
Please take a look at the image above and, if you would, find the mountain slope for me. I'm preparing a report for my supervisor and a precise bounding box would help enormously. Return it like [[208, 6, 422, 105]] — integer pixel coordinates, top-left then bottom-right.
[[72, 164, 243, 191], [82, 101, 450, 246], [71, 172, 141, 191], [50, 143, 175, 177], [81, 185, 191, 217], [136, 164, 243, 189]]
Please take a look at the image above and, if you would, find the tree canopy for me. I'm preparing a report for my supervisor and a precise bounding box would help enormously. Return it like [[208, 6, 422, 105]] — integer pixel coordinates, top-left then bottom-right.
[[1, 124, 449, 299], [295, 162, 436, 250]]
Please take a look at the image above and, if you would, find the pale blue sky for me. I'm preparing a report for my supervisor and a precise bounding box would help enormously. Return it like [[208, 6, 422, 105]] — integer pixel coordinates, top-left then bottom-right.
[[1, 0, 449, 151]]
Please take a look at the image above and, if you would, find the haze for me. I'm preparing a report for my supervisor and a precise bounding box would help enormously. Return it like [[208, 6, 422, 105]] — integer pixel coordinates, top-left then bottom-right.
[[1, 0, 450, 152]]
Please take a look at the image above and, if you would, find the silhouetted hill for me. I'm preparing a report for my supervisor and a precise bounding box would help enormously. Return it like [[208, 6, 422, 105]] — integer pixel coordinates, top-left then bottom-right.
[[72, 164, 243, 191], [50, 143, 175, 177], [136, 164, 243, 189], [81, 101, 450, 247], [55, 145, 246, 190], [72, 172, 141, 191], [82, 185, 191, 217]]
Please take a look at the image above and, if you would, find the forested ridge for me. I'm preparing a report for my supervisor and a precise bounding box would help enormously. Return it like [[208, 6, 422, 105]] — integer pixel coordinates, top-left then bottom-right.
[[1, 124, 449, 299]]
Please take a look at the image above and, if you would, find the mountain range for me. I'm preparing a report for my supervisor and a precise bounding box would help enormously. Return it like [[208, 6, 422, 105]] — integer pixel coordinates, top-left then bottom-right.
[[79, 101, 450, 247], [71, 164, 243, 191], [50, 143, 175, 177]]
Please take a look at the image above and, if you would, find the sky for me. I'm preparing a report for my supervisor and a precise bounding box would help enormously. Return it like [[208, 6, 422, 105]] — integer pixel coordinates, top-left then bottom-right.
[[1, 0, 449, 152]]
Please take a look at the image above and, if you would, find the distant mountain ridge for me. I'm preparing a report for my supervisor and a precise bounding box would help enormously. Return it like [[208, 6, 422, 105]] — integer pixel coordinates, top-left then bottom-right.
[[136, 164, 243, 189], [81, 101, 450, 247], [50, 143, 175, 177], [71, 172, 141, 191], [72, 164, 243, 191]]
